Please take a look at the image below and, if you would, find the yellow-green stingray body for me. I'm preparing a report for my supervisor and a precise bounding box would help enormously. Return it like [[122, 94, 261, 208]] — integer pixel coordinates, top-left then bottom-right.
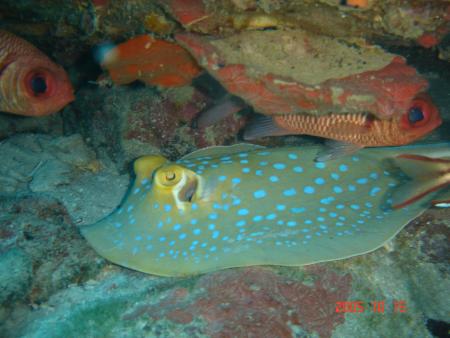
[[82, 143, 448, 276]]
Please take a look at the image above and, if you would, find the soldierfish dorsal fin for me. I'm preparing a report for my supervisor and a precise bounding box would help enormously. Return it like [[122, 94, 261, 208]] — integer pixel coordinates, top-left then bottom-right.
[[180, 143, 265, 161], [391, 154, 450, 209]]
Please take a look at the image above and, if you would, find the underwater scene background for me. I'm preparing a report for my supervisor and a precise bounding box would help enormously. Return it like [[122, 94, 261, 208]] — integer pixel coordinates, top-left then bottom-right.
[[0, 1, 449, 337]]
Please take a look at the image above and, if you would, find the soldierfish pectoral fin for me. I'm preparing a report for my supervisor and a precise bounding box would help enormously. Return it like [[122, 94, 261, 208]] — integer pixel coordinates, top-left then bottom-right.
[[244, 115, 294, 140], [193, 95, 246, 128], [391, 154, 450, 209], [314, 140, 363, 162]]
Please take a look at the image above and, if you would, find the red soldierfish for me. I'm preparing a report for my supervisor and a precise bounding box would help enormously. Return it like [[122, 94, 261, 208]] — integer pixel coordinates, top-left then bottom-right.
[[0, 30, 74, 116], [244, 93, 442, 160]]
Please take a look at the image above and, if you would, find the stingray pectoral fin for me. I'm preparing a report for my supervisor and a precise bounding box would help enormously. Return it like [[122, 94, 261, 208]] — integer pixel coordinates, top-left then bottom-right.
[[244, 115, 294, 140], [315, 140, 363, 162], [134, 155, 168, 182], [391, 154, 450, 209]]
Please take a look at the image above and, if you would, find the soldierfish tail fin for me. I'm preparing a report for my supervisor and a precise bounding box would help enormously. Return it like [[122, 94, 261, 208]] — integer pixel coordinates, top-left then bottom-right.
[[244, 115, 293, 140], [193, 95, 246, 129], [391, 154, 450, 209]]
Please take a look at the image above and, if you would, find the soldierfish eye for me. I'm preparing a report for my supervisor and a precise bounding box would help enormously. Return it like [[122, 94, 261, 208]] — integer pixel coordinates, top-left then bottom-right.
[[408, 107, 424, 123], [31, 75, 47, 95]]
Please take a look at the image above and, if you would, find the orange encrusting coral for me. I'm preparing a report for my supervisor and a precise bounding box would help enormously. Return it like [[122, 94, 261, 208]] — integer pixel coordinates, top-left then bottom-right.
[[102, 35, 201, 87]]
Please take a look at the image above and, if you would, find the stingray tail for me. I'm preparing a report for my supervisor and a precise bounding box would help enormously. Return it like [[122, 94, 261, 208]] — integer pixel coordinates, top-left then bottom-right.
[[391, 154, 450, 209]]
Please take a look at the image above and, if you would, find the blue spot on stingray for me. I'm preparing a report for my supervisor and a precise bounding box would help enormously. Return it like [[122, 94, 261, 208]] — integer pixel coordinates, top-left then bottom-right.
[[287, 221, 297, 227], [293, 166, 303, 173], [210, 246, 217, 252], [266, 213, 277, 220], [305, 219, 313, 225], [369, 187, 381, 196], [329, 212, 337, 218], [257, 151, 270, 156], [127, 205, 134, 213], [222, 236, 229, 241], [129, 218, 136, 225], [339, 164, 348, 172], [236, 220, 246, 227], [357, 178, 368, 184], [315, 177, 325, 185], [164, 204, 172, 212], [291, 207, 305, 213], [320, 196, 335, 205], [157, 221, 164, 228], [173, 224, 181, 231], [303, 186, 315, 194], [276, 204, 286, 211], [213, 203, 222, 210], [146, 245, 153, 251], [179, 233, 187, 240], [333, 186, 343, 194], [208, 224, 216, 230], [255, 170, 263, 176], [238, 208, 249, 216], [348, 184, 356, 192], [315, 162, 326, 169], [212, 231, 220, 239], [351, 204, 360, 210], [193, 229, 201, 235], [352, 156, 360, 162], [302, 228, 310, 233], [208, 213, 218, 220], [283, 188, 297, 197], [232, 177, 241, 184], [240, 159, 249, 164], [270, 175, 279, 182], [254, 190, 267, 199], [133, 188, 141, 194], [319, 225, 328, 230], [191, 203, 198, 210], [159, 237, 166, 242], [239, 152, 248, 158], [114, 222, 122, 228], [336, 204, 345, 209], [259, 161, 268, 166], [288, 153, 298, 160], [365, 202, 373, 208], [135, 235, 142, 241], [232, 198, 241, 206], [153, 203, 159, 209], [273, 163, 286, 170], [331, 173, 340, 180], [253, 215, 263, 222], [370, 172, 379, 179], [169, 240, 175, 247], [242, 167, 251, 173], [319, 207, 326, 213], [218, 175, 227, 181]]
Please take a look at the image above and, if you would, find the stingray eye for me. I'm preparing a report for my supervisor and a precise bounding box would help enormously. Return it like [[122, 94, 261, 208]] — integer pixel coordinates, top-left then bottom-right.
[[155, 166, 183, 187], [30, 75, 47, 95], [165, 172, 176, 181], [408, 107, 424, 124]]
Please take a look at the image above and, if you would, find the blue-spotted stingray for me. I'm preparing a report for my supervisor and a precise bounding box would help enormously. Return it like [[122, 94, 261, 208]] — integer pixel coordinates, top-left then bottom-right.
[[82, 143, 450, 276]]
